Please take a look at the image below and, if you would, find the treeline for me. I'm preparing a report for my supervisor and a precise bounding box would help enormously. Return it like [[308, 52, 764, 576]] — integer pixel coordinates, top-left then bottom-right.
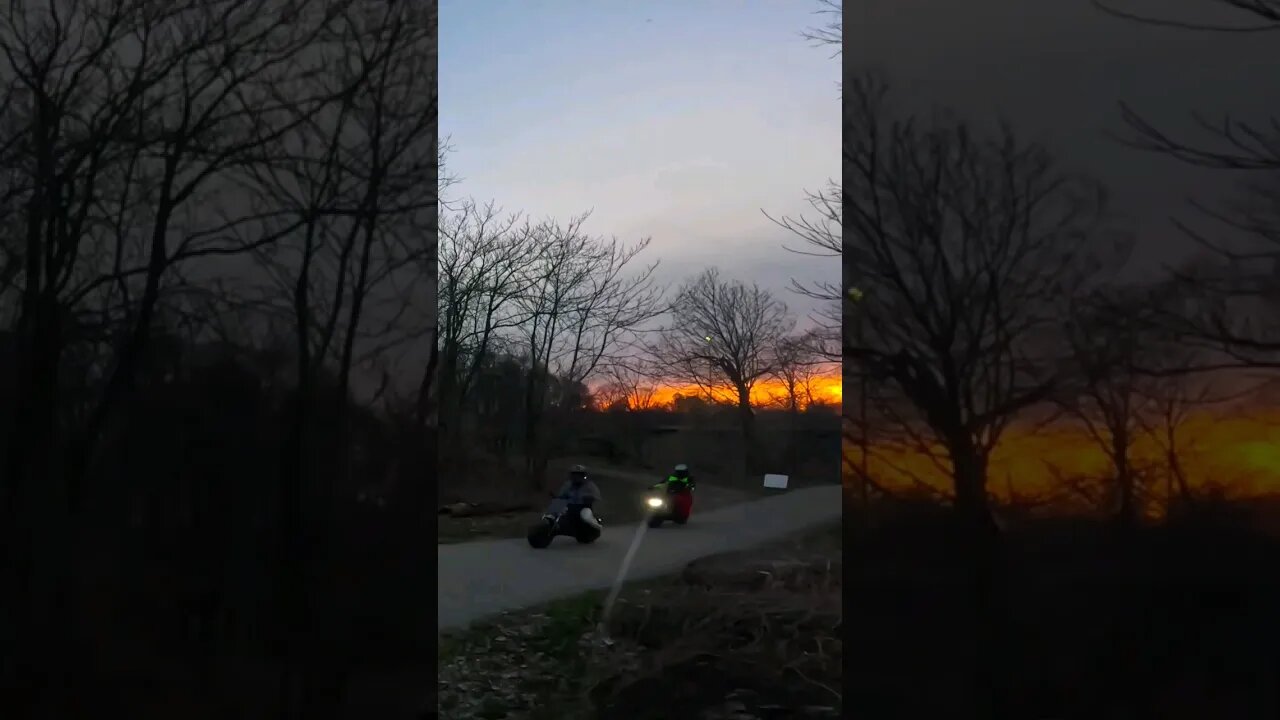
[[0, 2, 438, 717], [841, 67, 1280, 538], [436, 193, 841, 484]]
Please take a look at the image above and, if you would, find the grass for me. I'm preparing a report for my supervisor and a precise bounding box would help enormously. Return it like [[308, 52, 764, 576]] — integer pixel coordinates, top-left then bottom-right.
[[436, 523, 843, 719], [529, 592, 602, 660], [436, 591, 615, 719]]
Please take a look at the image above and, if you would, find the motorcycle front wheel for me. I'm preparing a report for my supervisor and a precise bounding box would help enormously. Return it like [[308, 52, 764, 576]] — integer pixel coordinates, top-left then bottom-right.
[[527, 522, 554, 548]]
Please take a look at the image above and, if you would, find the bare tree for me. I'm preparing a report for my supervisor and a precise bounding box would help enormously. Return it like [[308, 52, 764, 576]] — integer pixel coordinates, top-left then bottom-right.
[[228, 5, 437, 713], [1135, 368, 1219, 513], [1094, 1, 1280, 45], [0, 2, 396, 714], [843, 73, 1118, 537], [771, 334, 824, 474], [775, 334, 827, 407], [0, 0, 391, 523], [436, 199, 537, 446], [1127, 269, 1262, 508], [1138, 180, 1280, 371], [1056, 291, 1162, 529], [1095, 0, 1280, 371], [661, 268, 793, 473], [768, 0, 842, 362], [415, 136, 455, 429], [765, 182, 841, 361], [597, 361, 661, 411], [518, 215, 663, 484], [802, 0, 843, 54], [240, 0, 436, 423]]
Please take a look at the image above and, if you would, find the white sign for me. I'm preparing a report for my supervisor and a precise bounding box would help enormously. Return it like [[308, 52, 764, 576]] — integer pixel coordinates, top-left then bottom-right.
[[762, 473, 789, 490]]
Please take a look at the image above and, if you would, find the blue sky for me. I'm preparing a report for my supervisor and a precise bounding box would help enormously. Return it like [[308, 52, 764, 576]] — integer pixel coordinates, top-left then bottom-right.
[[439, 0, 840, 324]]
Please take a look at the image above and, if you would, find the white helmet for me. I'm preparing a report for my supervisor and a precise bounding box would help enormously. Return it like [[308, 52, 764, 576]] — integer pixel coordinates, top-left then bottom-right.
[[674, 464, 688, 472]]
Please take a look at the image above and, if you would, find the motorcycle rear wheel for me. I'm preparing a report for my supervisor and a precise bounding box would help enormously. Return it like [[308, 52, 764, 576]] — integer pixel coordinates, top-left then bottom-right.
[[527, 523, 554, 548], [576, 525, 602, 544]]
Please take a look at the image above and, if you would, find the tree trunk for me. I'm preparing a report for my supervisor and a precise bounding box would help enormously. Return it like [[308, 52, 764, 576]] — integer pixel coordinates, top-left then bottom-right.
[[524, 368, 546, 490], [947, 434, 1006, 718], [855, 373, 870, 511], [949, 438, 997, 542], [277, 381, 313, 720], [1113, 439, 1137, 531], [69, 180, 179, 510], [2, 293, 78, 717], [735, 383, 757, 476], [1166, 434, 1192, 510], [787, 386, 799, 477]]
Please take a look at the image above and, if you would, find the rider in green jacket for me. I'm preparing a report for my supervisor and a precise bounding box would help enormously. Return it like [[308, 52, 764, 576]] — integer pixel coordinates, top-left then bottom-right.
[[656, 463, 695, 491], [652, 463, 695, 521]]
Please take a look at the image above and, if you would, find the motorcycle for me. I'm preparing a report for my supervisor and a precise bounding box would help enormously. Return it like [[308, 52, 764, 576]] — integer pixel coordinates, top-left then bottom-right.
[[527, 496, 604, 548], [645, 484, 693, 528]]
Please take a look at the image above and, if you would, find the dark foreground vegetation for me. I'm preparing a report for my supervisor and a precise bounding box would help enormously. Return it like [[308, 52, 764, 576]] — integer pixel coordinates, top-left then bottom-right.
[[0, 1, 438, 717], [849, 495, 1280, 718], [437, 523, 843, 720]]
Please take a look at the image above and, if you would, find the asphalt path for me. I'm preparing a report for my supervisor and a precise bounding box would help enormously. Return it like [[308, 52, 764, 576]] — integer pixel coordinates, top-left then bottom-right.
[[438, 485, 842, 631]]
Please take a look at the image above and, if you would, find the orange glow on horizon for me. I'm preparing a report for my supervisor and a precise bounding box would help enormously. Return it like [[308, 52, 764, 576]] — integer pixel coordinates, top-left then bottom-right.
[[844, 408, 1280, 503], [596, 374, 842, 411]]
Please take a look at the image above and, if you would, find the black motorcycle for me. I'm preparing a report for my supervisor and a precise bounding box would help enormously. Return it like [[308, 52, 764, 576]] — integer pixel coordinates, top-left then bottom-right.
[[527, 497, 603, 548]]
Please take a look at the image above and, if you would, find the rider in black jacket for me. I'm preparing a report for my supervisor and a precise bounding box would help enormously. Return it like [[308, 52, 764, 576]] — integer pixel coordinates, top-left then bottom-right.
[[554, 464, 602, 533]]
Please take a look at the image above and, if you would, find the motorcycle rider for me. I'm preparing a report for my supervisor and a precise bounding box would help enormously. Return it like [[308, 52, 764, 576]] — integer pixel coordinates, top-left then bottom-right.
[[554, 464, 603, 534], [654, 463, 695, 492], [652, 463, 696, 522]]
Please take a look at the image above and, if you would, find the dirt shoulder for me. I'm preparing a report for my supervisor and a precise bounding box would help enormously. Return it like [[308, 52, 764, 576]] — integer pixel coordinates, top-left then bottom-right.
[[436, 522, 842, 719]]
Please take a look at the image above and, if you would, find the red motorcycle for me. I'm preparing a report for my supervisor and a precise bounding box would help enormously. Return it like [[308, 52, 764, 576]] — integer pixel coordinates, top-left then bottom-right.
[[644, 483, 694, 527]]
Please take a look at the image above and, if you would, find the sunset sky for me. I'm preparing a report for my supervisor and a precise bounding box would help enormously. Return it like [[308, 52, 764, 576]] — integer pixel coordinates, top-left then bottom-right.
[[439, 0, 841, 333], [839, 0, 1280, 496], [641, 375, 843, 410], [848, 406, 1280, 502]]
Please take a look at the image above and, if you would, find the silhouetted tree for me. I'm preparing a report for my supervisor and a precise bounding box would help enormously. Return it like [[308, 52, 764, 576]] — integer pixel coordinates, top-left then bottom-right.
[[772, 334, 825, 474], [766, 183, 842, 362], [517, 215, 662, 486], [843, 72, 1119, 539], [596, 362, 661, 411], [802, 0, 842, 54], [769, 0, 842, 361], [660, 268, 793, 473], [436, 200, 537, 449], [236, 4, 438, 714], [0, 1, 440, 716], [1057, 289, 1163, 529], [1097, 0, 1280, 371]]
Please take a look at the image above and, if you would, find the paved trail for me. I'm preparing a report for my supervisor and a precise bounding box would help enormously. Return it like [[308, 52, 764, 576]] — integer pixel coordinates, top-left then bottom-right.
[[438, 485, 842, 631]]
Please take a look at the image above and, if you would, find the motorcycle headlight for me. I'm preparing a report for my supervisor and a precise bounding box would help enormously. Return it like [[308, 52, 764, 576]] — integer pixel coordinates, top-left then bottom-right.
[[646, 497, 664, 508]]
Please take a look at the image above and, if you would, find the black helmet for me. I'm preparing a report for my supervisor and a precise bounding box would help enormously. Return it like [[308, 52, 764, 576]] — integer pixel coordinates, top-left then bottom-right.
[[569, 464, 588, 483]]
